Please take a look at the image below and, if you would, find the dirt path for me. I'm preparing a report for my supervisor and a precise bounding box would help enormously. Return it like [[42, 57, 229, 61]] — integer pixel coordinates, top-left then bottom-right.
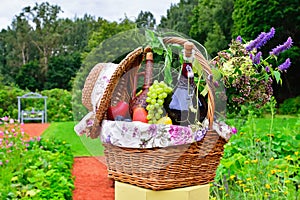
[[21, 123, 50, 137], [22, 123, 114, 200], [72, 157, 114, 200]]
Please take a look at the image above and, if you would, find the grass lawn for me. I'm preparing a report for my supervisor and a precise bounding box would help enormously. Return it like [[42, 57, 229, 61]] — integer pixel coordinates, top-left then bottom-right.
[[42, 121, 104, 157]]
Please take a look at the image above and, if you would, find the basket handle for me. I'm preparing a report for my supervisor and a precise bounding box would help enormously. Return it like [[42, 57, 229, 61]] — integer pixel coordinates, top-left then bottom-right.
[[162, 37, 215, 129]]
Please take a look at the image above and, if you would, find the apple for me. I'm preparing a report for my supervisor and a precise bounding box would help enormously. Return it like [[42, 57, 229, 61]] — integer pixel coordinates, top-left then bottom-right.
[[107, 101, 129, 120], [132, 107, 148, 123]]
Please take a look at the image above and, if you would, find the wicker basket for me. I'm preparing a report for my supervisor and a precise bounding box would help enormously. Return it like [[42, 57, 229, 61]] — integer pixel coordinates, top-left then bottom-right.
[[99, 37, 226, 190]]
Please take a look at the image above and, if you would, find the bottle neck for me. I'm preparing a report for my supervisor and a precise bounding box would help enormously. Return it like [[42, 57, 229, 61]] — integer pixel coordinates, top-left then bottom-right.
[[143, 59, 153, 89]]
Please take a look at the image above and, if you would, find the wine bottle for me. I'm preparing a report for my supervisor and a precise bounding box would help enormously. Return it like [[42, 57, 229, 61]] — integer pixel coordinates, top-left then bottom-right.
[[130, 52, 154, 112], [164, 42, 208, 126]]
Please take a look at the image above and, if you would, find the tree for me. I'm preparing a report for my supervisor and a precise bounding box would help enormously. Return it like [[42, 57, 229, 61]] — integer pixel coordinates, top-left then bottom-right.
[[190, 0, 234, 56], [159, 0, 198, 36], [136, 11, 156, 28]]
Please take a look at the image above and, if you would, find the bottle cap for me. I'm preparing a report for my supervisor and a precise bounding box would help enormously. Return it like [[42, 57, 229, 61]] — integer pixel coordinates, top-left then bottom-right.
[[146, 52, 153, 60]]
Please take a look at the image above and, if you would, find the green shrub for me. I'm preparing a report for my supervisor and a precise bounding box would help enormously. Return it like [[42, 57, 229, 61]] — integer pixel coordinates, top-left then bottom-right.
[[0, 117, 74, 199], [279, 96, 300, 115], [0, 86, 74, 122]]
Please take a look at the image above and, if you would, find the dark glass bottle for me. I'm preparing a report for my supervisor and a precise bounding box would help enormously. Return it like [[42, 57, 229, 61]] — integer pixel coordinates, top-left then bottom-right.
[[130, 52, 154, 112], [164, 42, 208, 126]]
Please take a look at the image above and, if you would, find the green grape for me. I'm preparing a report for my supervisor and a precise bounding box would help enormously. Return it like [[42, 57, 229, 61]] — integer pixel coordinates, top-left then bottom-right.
[[146, 114, 153, 120], [155, 113, 161, 119], [157, 99, 164, 105], [146, 104, 151, 111], [161, 92, 168, 98], [148, 120, 153, 124], [146, 97, 152, 103], [150, 93, 157, 99], [158, 108, 163, 114], [150, 99, 156, 105], [154, 103, 160, 109], [156, 87, 163, 94]]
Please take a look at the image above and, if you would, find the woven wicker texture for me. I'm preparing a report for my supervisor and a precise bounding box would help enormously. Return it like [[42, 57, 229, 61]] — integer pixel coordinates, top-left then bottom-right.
[[104, 130, 226, 190], [101, 37, 225, 190], [82, 63, 105, 111]]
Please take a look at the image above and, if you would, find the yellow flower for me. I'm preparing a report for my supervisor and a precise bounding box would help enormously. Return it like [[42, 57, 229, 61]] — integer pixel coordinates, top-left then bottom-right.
[[246, 177, 252, 181], [269, 157, 274, 161], [244, 188, 250, 192], [236, 180, 243, 185], [255, 138, 261, 142], [284, 191, 288, 195], [271, 169, 276, 174], [230, 175, 235, 180], [272, 189, 278, 193], [265, 184, 271, 189], [285, 155, 292, 161], [244, 161, 250, 164], [225, 193, 229, 197], [219, 186, 225, 191], [209, 183, 214, 187], [253, 176, 257, 180], [264, 192, 269, 197], [295, 151, 299, 156], [251, 159, 258, 164], [284, 180, 291, 184], [277, 169, 282, 173]]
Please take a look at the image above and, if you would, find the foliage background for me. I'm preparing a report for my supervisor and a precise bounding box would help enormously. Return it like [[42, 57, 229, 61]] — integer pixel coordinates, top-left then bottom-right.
[[0, 0, 299, 118]]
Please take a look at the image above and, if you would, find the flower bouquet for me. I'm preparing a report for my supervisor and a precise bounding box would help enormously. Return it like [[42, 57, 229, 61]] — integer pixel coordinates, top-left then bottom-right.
[[211, 27, 293, 115]]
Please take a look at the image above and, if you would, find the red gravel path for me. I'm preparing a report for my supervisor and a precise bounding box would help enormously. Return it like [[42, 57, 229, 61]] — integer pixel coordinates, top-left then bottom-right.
[[21, 123, 114, 200]]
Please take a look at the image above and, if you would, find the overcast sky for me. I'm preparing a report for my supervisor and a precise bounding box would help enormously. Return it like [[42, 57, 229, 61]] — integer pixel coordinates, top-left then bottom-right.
[[0, 0, 180, 30]]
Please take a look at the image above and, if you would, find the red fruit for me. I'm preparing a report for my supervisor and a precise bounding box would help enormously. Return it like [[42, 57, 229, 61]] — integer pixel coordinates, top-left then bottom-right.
[[132, 107, 148, 123], [107, 101, 129, 120]]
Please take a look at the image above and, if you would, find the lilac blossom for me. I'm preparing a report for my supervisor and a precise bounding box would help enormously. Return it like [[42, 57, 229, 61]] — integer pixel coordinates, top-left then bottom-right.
[[256, 27, 275, 49], [278, 58, 291, 71], [251, 51, 262, 64], [246, 32, 266, 51], [246, 27, 276, 51], [0, 161, 2, 165], [236, 36, 243, 43], [265, 66, 270, 73], [270, 37, 293, 56]]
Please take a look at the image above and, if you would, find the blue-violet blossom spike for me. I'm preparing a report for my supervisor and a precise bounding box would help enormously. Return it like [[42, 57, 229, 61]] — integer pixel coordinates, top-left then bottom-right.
[[256, 27, 275, 49], [278, 58, 291, 71], [270, 37, 293, 56], [252, 51, 262, 64], [265, 66, 270, 73], [246, 32, 266, 51]]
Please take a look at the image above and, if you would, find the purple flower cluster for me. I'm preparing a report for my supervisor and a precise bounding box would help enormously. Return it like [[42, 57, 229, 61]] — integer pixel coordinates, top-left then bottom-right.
[[270, 37, 293, 56], [236, 36, 243, 43], [246, 27, 275, 51], [278, 58, 291, 71], [250, 51, 262, 64]]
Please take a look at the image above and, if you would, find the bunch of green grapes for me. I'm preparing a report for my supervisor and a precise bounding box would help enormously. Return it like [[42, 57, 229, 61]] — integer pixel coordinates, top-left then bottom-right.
[[146, 80, 173, 124]]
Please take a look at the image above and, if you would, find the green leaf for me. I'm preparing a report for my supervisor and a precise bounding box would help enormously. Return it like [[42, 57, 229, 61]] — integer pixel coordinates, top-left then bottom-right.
[[11, 176, 18, 182], [273, 71, 281, 84]]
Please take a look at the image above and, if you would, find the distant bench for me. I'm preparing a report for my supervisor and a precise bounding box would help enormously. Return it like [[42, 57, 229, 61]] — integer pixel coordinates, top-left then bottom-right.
[[17, 92, 47, 123], [21, 108, 45, 123]]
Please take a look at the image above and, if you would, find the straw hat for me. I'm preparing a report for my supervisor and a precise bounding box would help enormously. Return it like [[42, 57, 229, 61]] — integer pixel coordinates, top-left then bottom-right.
[[75, 47, 144, 138]]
